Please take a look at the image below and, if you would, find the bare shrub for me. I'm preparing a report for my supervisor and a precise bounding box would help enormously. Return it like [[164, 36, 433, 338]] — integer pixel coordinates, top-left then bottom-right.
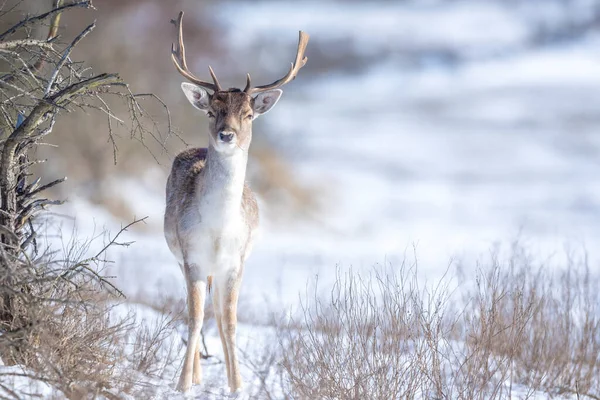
[[278, 247, 600, 399], [279, 266, 426, 400], [0, 221, 142, 398], [0, 1, 170, 397], [461, 248, 600, 398]]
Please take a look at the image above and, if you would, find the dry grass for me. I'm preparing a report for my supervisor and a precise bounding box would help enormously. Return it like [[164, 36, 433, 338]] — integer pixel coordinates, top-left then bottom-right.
[[0, 223, 138, 398], [3, 242, 597, 399], [277, 246, 600, 399]]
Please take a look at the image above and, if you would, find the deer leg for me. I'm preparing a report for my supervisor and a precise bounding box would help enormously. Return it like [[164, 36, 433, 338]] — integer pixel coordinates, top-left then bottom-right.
[[212, 284, 232, 388], [220, 273, 243, 392], [177, 274, 206, 392], [193, 335, 202, 384], [177, 266, 203, 385]]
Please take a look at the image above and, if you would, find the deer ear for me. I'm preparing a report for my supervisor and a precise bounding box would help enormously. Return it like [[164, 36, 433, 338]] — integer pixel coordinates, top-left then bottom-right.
[[181, 82, 210, 112], [252, 89, 282, 118]]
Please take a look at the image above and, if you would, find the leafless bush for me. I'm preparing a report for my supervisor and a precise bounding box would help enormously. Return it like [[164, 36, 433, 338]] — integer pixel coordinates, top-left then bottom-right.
[[0, 220, 143, 398], [278, 247, 600, 399], [0, 1, 170, 397], [279, 266, 427, 400], [452, 247, 600, 399]]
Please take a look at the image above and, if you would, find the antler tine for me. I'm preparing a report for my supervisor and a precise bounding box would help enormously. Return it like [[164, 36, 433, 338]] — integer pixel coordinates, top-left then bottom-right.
[[208, 65, 222, 92], [245, 31, 309, 95], [243, 73, 252, 92], [171, 11, 219, 92]]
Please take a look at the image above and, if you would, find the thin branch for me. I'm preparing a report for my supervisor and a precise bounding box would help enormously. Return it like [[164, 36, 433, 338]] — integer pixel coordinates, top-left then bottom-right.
[[92, 217, 147, 259], [0, 49, 42, 88], [19, 198, 64, 221], [32, 0, 64, 73], [95, 94, 121, 164], [0, 39, 55, 51], [0, 1, 93, 41], [59, 218, 147, 298], [0, 76, 41, 102], [44, 22, 95, 97], [22, 218, 36, 254], [133, 93, 174, 154], [28, 177, 66, 198], [49, 73, 121, 104]]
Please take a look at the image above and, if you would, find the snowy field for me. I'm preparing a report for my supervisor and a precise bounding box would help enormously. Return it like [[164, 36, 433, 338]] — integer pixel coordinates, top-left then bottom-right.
[[5, 1, 600, 398]]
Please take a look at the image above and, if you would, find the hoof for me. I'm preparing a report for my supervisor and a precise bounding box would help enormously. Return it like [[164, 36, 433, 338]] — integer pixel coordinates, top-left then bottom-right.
[[229, 386, 243, 395], [227, 387, 248, 399], [176, 378, 192, 393], [192, 372, 202, 385]]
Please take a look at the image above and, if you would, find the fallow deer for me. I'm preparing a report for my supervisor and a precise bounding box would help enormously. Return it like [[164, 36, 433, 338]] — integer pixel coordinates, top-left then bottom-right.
[[163, 12, 309, 393]]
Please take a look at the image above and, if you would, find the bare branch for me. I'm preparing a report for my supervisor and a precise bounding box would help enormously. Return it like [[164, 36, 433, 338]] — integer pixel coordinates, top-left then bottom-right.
[[0, 39, 55, 51], [27, 177, 66, 198], [44, 22, 95, 97], [92, 217, 147, 260], [0, 0, 93, 41]]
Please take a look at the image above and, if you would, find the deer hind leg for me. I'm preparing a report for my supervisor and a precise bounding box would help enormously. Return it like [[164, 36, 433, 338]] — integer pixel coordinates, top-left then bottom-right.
[[177, 273, 207, 392], [212, 284, 232, 387], [219, 273, 243, 392], [193, 337, 202, 384]]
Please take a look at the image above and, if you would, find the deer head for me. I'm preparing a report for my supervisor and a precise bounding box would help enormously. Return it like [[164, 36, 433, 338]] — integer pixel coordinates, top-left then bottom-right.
[[171, 12, 309, 155]]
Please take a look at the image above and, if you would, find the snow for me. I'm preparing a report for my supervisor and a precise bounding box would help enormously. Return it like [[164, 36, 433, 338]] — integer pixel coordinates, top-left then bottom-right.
[[0, 364, 61, 398], [216, 1, 530, 58], [106, 302, 281, 399]]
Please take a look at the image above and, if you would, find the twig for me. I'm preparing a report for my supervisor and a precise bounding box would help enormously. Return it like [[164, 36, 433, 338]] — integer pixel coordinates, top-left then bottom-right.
[[95, 94, 121, 164], [0, 39, 55, 51], [44, 22, 95, 97], [559, 385, 600, 400], [49, 73, 121, 104], [0, 1, 93, 41], [0, 76, 42, 102], [92, 217, 147, 259], [27, 177, 66, 198], [133, 93, 174, 154]]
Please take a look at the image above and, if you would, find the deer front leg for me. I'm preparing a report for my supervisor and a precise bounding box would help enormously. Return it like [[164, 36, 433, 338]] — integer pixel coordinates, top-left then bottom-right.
[[177, 273, 207, 392], [219, 272, 243, 392]]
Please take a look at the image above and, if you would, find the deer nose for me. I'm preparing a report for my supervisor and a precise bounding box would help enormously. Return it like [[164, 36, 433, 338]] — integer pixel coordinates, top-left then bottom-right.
[[219, 131, 235, 143]]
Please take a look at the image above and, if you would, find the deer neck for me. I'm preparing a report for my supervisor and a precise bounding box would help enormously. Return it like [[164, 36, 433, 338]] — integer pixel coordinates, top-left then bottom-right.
[[201, 144, 248, 209]]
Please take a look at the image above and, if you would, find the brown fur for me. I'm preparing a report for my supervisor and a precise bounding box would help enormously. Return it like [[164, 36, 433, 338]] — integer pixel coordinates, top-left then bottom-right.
[[165, 145, 259, 239], [205, 90, 255, 152]]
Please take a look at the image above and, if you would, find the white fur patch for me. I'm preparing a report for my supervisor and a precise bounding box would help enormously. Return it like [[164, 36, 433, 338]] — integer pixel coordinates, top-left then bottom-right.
[[181, 82, 210, 111], [253, 89, 282, 117], [177, 151, 249, 279]]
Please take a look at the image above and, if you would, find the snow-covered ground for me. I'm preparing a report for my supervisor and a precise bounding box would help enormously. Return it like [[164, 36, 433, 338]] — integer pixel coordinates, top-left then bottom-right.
[[10, 1, 600, 398]]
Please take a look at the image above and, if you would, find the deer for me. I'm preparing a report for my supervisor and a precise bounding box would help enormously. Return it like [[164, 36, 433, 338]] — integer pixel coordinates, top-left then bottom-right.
[[163, 11, 309, 393]]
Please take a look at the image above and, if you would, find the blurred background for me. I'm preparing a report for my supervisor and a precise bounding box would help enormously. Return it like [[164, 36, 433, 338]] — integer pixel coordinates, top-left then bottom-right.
[[4, 0, 600, 307]]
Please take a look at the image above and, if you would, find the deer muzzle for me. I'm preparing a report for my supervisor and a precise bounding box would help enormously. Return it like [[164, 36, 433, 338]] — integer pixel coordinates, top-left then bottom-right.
[[219, 131, 235, 143]]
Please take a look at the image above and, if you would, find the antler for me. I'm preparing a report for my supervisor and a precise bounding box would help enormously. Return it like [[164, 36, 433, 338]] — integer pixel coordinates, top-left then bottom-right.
[[171, 11, 221, 92], [244, 31, 309, 95]]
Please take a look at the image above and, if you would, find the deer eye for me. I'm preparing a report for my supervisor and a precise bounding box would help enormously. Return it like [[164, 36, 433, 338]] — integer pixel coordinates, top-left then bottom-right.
[[246, 114, 253, 120], [206, 111, 215, 118]]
